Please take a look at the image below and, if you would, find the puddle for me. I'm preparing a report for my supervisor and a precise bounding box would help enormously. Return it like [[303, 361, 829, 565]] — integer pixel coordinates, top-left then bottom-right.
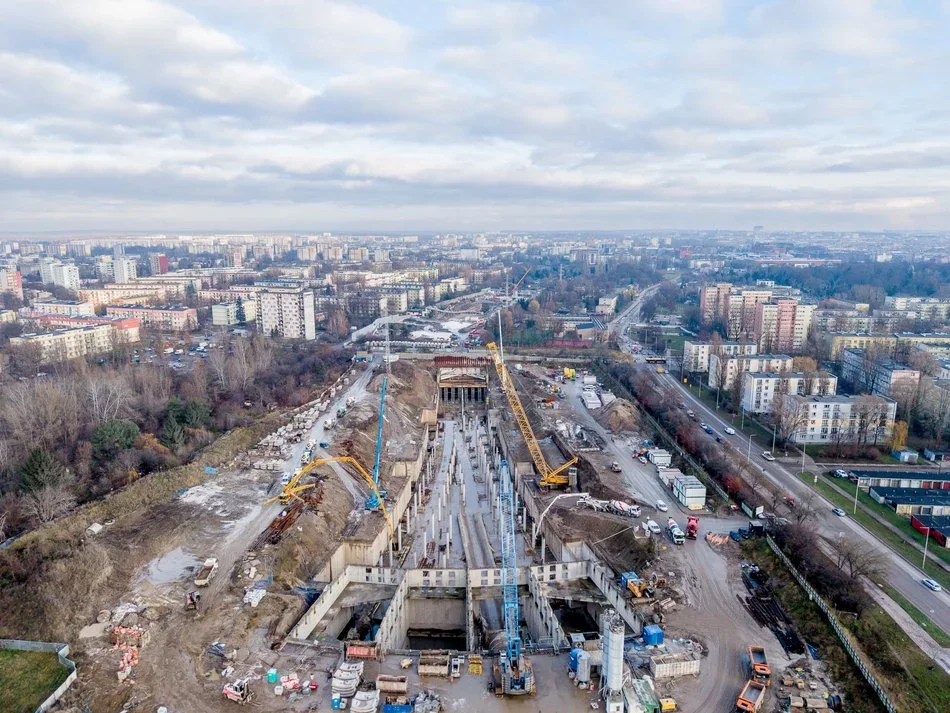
[[140, 546, 201, 585]]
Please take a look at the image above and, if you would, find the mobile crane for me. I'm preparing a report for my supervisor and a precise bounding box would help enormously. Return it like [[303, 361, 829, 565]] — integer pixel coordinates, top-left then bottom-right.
[[485, 340, 577, 488], [367, 310, 392, 510]]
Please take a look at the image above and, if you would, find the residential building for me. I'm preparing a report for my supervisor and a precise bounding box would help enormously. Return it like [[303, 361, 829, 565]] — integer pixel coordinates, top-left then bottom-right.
[[841, 348, 921, 397], [105, 304, 197, 332], [113, 257, 138, 284], [32, 299, 95, 316], [822, 333, 898, 359], [884, 296, 950, 322], [211, 300, 257, 326], [783, 394, 896, 445], [95, 256, 114, 281], [344, 293, 387, 321], [0, 267, 23, 300], [683, 340, 757, 372], [753, 299, 814, 353], [740, 371, 838, 414], [80, 283, 181, 307], [708, 353, 794, 390], [256, 288, 316, 340], [19, 313, 140, 339], [9, 321, 141, 363], [38, 259, 81, 292], [699, 282, 773, 338], [595, 295, 619, 315], [149, 253, 169, 274]]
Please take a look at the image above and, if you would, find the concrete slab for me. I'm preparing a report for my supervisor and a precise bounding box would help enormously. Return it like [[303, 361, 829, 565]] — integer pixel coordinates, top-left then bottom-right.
[[78, 622, 111, 639]]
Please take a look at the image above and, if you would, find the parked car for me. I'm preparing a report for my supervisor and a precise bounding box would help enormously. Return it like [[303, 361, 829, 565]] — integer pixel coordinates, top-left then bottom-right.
[[647, 520, 662, 534], [655, 500, 669, 512], [833, 469, 849, 478], [700, 422, 708, 430], [761, 451, 776, 462], [638, 455, 648, 465], [723, 426, 736, 435], [832, 507, 846, 517], [922, 578, 942, 592]]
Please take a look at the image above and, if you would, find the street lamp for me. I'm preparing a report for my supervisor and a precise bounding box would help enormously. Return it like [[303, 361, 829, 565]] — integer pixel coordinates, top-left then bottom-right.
[[853, 475, 860, 515], [746, 433, 752, 467], [771, 424, 777, 455]]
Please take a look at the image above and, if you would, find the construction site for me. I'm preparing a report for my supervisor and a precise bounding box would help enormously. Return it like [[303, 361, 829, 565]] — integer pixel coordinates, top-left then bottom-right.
[[44, 317, 855, 713]]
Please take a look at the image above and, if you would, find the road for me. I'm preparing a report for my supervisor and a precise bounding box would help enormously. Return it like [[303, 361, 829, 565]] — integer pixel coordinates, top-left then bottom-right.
[[607, 282, 666, 336], [654, 367, 950, 667]]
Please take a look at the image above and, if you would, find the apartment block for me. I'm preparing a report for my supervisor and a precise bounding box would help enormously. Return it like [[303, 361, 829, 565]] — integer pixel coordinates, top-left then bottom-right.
[[211, 300, 257, 326], [38, 259, 81, 292], [10, 322, 141, 363], [0, 267, 23, 300], [113, 257, 138, 284], [884, 296, 950, 322], [255, 288, 316, 340], [683, 340, 757, 372], [698, 282, 773, 338], [595, 295, 619, 315], [753, 299, 814, 353], [708, 353, 794, 390], [784, 394, 896, 445], [841, 349, 921, 397], [823, 333, 899, 359], [32, 299, 95, 316], [105, 304, 198, 332], [80, 283, 181, 307], [149, 253, 169, 275], [740, 371, 838, 414]]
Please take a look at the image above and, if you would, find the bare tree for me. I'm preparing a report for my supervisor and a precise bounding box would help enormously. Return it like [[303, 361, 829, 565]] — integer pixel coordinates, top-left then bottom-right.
[[771, 392, 808, 446], [792, 490, 820, 525], [22, 483, 76, 523], [826, 537, 886, 582], [83, 375, 133, 425]]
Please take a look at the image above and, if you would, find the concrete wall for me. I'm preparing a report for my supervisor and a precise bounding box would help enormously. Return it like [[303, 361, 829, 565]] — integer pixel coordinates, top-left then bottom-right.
[[376, 574, 410, 652], [407, 597, 466, 631], [525, 569, 570, 648]]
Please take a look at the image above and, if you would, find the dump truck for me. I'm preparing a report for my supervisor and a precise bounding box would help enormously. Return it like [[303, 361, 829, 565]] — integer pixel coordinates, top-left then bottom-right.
[[748, 646, 771, 686], [735, 680, 767, 712], [194, 557, 219, 587], [686, 516, 699, 540]]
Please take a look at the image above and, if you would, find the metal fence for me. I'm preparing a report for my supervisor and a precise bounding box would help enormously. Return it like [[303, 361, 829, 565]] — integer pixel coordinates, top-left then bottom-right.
[[0, 639, 77, 713], [764, 537, 897, 713]]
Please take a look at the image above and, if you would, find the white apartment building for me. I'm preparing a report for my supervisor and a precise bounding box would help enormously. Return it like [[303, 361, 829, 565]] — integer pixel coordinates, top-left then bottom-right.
[[740, 371, 838, 414], [39, 259, 81, 292], [708, 353, 794, 390], [9, 323, 137, 363], [683, 340, 757, 372], [105, 304, 198, 332], [841, 348, 921, 397], [32, 300, 95, 316], [784, 394, 896, 445], [79, 283, 181, 307], [255, 288, 316, 340], [113, 257, 138, 284], [211, 300, 257, 326]]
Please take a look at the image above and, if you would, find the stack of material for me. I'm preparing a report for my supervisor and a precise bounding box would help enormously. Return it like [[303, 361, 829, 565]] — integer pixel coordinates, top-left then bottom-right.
[[332, 661, 364, 697], [243, 588, 267, 607], [413, 689, 443, 713], [351, 689, 381, 713], [376, 675, 409, 694], [279, 673, 302, 693], [112, 625, 149, 681]]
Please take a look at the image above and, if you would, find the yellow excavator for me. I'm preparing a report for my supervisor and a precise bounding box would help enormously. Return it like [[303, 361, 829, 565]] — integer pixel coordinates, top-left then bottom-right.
[[264, 456, 395, 541], [486, 342, 577, 488]]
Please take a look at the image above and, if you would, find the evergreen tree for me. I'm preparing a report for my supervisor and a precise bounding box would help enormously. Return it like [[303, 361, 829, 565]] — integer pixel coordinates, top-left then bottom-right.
[[235, 297, 246, 324], [91, 419, 140, 459], [19, 449, 66, 493], [162, 416, 186, 449]]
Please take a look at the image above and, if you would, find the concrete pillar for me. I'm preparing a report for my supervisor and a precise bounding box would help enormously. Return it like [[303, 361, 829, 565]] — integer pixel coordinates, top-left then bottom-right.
[[389, 539, 393, 568], [541, 536, 546, 565], [522, 507, 527, 531], [398, 523, 403, 551], [423, 528, 427, 552]]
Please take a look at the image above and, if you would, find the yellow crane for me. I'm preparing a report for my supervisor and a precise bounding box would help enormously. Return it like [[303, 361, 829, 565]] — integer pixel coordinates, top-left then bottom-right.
[[264, 456, 395, 541], [485, 342, 577, 487]]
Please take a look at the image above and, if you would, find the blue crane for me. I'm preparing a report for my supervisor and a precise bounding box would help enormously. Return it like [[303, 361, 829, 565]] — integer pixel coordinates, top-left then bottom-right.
[[496, 459, 534, 694], [365, 373, 387, 510]]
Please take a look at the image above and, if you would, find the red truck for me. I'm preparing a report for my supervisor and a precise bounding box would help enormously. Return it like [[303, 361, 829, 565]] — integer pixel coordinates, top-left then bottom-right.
[[686, 516, 699, 540]]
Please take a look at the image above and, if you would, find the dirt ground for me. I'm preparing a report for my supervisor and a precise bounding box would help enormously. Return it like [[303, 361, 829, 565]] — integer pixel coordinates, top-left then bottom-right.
[[595, 398, 639, 433]]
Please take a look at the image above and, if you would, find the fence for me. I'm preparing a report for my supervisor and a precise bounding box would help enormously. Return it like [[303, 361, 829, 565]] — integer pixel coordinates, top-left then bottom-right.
[[764, 537, 897, 713], [0, 639, 77, 713]]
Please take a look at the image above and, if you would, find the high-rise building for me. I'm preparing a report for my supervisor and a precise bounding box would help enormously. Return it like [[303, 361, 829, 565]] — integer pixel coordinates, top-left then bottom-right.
[[699, 282, 772, 338], [149, 253, 169, 275], [255, 288, 316, 340], [0, 267, 23, 300], [114, 257, 138, 284], [753, 299, 814, 354]]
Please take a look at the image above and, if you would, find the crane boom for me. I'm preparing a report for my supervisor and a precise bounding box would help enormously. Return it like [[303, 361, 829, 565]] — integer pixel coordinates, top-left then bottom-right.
[[499, 459, 520, 661], [486, 342, 577, 487]]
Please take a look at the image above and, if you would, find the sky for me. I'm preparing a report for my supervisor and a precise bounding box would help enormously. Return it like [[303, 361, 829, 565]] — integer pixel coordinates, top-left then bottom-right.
[[0, 0, 948, 233]]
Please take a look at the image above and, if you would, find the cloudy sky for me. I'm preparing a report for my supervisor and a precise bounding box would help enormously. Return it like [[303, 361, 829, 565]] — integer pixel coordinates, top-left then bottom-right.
[[0, 0, 948, 232]]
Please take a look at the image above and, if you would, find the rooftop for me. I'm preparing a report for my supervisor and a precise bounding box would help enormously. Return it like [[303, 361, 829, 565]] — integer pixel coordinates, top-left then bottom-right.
[[868, 487, 950, 506]]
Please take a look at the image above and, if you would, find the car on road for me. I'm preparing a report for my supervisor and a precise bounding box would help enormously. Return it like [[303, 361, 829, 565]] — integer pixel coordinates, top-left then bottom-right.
[[761, 451, 776, 462], [832, 507, 846, 517], [647, 520, 661, 534], [922, 578, 942, 592], [703, 426, 714, 435], [723, 426, 736, 435], [655, 500, 669, 512], [700, 422, 708, 429], [832, 469, 850, 478], [638, 455, 648, 465]]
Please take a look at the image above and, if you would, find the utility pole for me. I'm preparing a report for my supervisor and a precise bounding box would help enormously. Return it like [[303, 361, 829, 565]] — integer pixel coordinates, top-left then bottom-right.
[[922, 526, 930, 570], [746, 434, 752, 467], [853, 476, 860, 515], [771, 425, 776, 454]]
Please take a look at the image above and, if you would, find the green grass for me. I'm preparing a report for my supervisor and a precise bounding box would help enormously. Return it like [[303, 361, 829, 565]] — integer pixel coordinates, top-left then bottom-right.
[[809, 445, 900, 465], [795, 472, 950, 590], [0, 649, 71, 713], [875, 580, 950, 647]]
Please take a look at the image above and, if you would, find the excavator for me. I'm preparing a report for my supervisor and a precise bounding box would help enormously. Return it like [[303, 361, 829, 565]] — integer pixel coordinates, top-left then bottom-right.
[[264, 456, 395, 541], [486, 340, 577, 488]]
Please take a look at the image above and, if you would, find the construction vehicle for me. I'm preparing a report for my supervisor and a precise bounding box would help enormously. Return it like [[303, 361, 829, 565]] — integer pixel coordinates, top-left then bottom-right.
[[185, 590, 201, 611], [264, 456, 394, 542], [685, 516, 699, 540], [610, 461, 622, 473], [367, 311, 392, 510], [748, 646, 771, 686], [194, 558, 219, 587], [222, 678, 253, 704], [563, 367, 576, 380], [337, 406, 346, 418], [487, 339, 577, 488], [666, 519, 685, 545], [735, 680, 767, 712], [494, 459, 535, 696], [621, 571, 650, 598], [660, 698, 677, 712]]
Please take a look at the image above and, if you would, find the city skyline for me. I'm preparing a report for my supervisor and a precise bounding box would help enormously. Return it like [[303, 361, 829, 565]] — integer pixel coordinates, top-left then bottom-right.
[[0, 1, 948, 232]]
